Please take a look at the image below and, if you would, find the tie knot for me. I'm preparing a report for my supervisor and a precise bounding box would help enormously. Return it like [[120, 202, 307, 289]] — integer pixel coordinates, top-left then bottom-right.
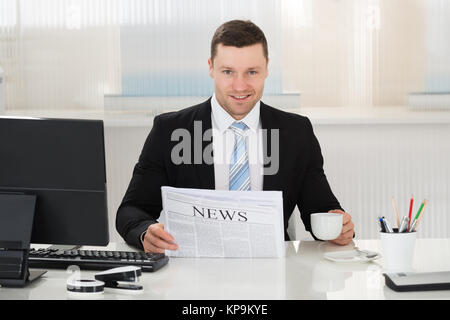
[[230, 122, 248, 134]]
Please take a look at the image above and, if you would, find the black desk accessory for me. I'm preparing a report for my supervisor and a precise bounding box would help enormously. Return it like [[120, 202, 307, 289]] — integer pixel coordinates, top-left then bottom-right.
[[0, 193, 46, 287], [66, 279, 105, 294], [95, 266, 143, 290], [66, 266, 143, 294], [384, 271, 450, 292], [28, 248, 168, 272]]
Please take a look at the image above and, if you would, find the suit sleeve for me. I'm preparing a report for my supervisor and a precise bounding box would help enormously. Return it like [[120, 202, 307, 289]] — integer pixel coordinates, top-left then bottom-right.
[[297, 118, 343, 240], [116, 115, 169, 249]]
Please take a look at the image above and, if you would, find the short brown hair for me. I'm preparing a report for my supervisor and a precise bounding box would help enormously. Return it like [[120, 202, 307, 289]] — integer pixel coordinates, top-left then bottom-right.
[[210, 20, 268, 62]]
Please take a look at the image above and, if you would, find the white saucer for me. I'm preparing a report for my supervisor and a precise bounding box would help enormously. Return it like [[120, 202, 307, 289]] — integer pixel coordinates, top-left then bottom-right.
[[323, 249, 381, 263]]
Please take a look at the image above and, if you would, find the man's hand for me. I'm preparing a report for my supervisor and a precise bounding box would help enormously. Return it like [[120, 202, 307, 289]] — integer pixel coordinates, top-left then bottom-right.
[[327, 209, 354, 246], [143, 223, 178, 253]]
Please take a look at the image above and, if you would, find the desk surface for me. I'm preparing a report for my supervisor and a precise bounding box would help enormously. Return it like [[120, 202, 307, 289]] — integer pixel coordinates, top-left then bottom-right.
[[1, 238, 450, 300]]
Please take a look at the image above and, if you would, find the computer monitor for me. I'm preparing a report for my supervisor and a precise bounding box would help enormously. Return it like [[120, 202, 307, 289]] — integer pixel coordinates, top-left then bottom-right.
[[0, 117, 109, 247]]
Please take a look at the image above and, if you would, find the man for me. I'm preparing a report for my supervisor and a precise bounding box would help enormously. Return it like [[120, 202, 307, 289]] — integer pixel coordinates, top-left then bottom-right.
[[116, 20, 355, 253]]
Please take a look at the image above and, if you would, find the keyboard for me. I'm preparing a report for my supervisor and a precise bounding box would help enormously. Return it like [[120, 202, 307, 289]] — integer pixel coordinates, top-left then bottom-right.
[[28, 248, 169, 272]]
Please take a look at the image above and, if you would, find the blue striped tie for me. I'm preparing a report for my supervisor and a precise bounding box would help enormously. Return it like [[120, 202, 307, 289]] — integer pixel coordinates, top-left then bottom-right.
[[229, 122, 250, 191]]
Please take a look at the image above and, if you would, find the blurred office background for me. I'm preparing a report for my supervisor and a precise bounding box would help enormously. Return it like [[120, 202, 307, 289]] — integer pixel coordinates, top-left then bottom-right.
[[1, 0, 450, 241]]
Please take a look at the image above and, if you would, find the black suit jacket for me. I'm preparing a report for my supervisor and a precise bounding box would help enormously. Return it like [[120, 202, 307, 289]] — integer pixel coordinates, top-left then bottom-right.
[[116, 98, 343, 249]]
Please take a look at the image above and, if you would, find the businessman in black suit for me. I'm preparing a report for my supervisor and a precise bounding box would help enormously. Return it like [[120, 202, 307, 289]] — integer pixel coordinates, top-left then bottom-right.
[[116, 20, 355, 253]]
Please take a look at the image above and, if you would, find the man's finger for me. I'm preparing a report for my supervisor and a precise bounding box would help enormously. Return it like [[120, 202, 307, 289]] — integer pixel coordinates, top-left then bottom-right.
[[329, 209, 345, 214], [329, 209, 351, 224], [342, 221, 354, 234], [144, 232, 178, 251], [144, 241, 166, 254], [341, 212, 352, 224], [150, 224, 176, 243], [338, 229, 354, 241], [147, 232, 178, 250], [334, 239, 351, 246]]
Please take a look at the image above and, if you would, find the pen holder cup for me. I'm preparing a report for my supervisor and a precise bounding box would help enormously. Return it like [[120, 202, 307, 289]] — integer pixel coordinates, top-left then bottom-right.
[[380, 231, 416, 273]]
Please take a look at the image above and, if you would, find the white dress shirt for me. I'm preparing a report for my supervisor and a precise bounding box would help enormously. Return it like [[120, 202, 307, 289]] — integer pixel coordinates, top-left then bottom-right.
[[210, 94, 264, 191]]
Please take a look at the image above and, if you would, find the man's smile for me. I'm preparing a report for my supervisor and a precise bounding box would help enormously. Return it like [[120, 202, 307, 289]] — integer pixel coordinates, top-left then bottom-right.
[[229, 94, 252, 101]]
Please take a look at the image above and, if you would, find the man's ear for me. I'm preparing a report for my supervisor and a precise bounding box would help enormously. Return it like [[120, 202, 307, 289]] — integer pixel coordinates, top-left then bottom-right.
[[208, 58, 214, 78], [265, 58, 269, 79]]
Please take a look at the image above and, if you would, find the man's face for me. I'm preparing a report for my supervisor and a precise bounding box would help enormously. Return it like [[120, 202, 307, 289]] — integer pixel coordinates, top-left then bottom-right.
[[208, 43, 268, 120]]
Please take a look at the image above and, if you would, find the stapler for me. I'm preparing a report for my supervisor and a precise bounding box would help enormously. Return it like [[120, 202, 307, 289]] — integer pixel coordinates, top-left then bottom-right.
[[66, 266, 143, 295], [94, 266, 143, 291]]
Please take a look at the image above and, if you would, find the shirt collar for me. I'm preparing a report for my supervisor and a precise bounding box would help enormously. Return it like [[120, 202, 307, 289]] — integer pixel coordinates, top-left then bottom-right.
[[211, 93, 260, 134]]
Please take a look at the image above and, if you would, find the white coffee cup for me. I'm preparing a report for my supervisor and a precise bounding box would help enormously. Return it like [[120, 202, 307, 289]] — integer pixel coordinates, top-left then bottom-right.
[[311, 212, 343, 240]]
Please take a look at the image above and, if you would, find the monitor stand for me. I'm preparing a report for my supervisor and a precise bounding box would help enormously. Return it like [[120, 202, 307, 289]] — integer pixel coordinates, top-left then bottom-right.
[[28, 269, 47, 282], [0, 252, 48, 288], [0, 193, 47, 288]]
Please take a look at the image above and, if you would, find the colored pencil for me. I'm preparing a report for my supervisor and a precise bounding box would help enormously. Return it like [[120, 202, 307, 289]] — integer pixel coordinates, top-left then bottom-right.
[[392, 197, 401, 228], [413, 200, 425, 222], [412, 199, 428, 231], [407, 195, 414, 231]]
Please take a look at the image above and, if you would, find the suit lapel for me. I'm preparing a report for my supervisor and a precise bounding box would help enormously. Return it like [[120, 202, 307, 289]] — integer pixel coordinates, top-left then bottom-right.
[[261, 102, 284, 191], [193, 98, 215, 189]]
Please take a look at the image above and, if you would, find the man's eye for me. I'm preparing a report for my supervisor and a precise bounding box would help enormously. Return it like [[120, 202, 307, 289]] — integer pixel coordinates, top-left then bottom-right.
[[249, 71, 257, 75], [223, 70, 232, 75]]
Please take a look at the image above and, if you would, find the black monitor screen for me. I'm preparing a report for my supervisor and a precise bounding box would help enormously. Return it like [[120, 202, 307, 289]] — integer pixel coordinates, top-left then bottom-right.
[[0, 117, 109, 246]]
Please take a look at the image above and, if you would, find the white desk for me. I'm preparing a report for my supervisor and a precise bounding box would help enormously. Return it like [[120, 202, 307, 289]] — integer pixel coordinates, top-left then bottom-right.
[[1, 239, 450, 300]]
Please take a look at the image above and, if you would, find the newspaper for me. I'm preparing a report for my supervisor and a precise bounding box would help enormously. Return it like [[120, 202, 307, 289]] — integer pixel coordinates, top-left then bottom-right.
[[160, 186, 285, 258]]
